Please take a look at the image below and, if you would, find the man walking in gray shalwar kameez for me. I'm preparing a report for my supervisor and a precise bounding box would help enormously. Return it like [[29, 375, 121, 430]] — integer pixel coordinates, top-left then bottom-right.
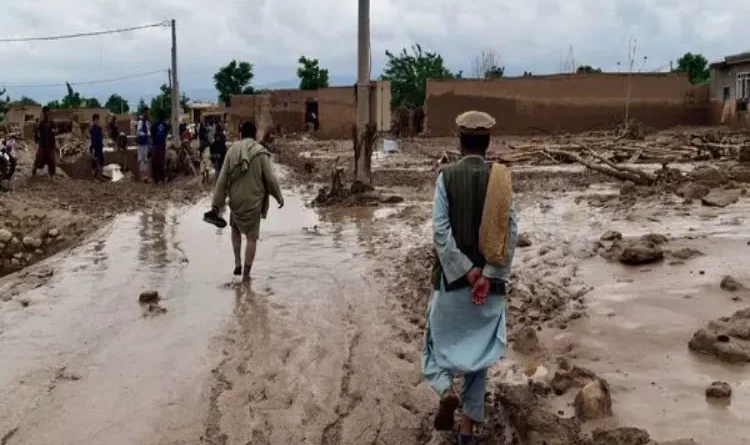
[[422, 110, 518, 444]]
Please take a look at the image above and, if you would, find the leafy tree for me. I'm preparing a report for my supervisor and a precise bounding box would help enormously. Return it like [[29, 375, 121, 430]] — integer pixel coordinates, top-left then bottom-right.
[[297, 56, 330, 90], [150, 84, 189, 120], [83, 97, 101, 108], [213, 60, 255, 105], [47, 100, 62, 109], [105, 94, 130, 114], [10, 96, 40, 106], [60, 82, 83, 109], [674, 52, 709, 85], [380, 44, 459, 109], [484, 66, 505, 79], [577, 65, 602, 74], [523, 71, 533, 76]]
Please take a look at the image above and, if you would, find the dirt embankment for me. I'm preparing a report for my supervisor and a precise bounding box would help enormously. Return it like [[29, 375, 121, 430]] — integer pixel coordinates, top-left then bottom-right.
[[0, 142, 207, 278]]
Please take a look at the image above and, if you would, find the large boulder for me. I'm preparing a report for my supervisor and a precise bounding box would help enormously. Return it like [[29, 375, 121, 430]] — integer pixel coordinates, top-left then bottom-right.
[[688, 308, 750, 363], [574, 378, 613, 421], [701, 189, 741, 207]]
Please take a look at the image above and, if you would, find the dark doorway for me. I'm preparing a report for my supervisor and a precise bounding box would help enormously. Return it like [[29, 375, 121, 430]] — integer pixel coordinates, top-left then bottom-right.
[[305, 100, 319, 131], [724, 87, 731, 102]]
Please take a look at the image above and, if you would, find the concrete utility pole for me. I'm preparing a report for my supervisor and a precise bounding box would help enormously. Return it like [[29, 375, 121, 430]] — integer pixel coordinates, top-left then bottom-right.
[[170, 19, 180, 141], [354, 0, 371, 182]]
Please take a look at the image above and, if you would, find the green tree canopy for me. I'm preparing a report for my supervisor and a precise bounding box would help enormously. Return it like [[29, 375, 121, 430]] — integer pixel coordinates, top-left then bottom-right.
[[60, 82, 83, 109], [11, 96, 40, 106], [83, 97, 101, 108], [484, 66, 505, 79], [149, 84, 189, 120], [576, 65, 602, 74], [213, 60, 255, 105], [297, 56, 330, 90], [105, 94, 130, 114], [674, 52, 710, 85], [380, 44, 460, 109]]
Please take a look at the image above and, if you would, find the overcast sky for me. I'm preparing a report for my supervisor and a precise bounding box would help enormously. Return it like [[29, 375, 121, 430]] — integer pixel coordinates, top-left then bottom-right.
[[0, 0, 748, 105]]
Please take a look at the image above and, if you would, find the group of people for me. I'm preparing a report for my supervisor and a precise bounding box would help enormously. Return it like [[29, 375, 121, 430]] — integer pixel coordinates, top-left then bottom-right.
[[206, 110, 514, 444], [197, 119, 228, 180], [133, 107, 171, 183]]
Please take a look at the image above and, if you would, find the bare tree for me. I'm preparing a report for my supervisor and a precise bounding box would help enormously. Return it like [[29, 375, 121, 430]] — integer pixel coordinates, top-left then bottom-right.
[[559, 45, 577, 73], [472, 48, 504, 79], [616, 36, 647, 129]]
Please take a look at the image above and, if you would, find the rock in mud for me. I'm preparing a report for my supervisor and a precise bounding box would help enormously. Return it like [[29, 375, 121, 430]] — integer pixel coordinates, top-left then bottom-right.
[[688, 308, 750, 363], [492, 383, 583, 445], [677, 183, 711, 200], [600, 230, 622, 241], [591, 427, 652, 445], [640, 233, 669, 245], [516, 232, 532, 248], [688, 165, 726, 186], [705, 381, 732, 399], [0, 228, 11, 244], [619, 241, 664, 265], [550, 365, 597, 395], [138, 290, 160, 303], [47, 228, 60, 238], [22, 236, 42, 249], [513, 325, 541, 354], [701, 189, 741, 207], [620, 181, 637, 195], [720, 275, 744, 292], [574, 378, 613, 421], [669, 247, 703, 260]]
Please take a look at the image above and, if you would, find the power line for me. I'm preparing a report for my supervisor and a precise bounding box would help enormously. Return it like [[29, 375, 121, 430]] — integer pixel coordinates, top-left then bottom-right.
[[0, 21, 170, 43], [2, 69, 168, 88]]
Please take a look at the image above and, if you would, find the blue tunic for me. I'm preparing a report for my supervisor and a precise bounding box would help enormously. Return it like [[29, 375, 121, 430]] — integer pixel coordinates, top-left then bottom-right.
[[422, 170, 517, 399]]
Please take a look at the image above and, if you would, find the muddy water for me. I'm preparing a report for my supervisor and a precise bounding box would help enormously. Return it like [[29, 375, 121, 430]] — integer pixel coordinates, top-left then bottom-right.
[[521, 186, 750, 445], [0, 189, 430, 445]]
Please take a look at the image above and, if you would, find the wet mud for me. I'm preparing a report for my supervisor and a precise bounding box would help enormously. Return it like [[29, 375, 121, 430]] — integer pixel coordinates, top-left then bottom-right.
[[5, 127, 750, 445]]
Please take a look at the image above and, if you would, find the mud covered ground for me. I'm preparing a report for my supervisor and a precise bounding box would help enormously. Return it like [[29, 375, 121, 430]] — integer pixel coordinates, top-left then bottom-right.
[[273, 128, 750, 445], [0, 143, 207, 277], [3, 128, 750, 445]]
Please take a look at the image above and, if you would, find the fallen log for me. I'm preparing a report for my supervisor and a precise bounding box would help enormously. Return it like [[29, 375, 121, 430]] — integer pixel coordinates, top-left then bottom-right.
[[543, 149, 654, 185]]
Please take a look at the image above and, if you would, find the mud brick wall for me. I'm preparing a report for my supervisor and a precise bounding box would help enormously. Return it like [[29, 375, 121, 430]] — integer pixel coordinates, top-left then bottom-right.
[[425, 74, 711, 136], [228, 85, 386, 140]]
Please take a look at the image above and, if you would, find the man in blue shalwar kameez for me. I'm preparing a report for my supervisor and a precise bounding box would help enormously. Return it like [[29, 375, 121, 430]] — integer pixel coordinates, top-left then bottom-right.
[[422, 110, 518, 444]]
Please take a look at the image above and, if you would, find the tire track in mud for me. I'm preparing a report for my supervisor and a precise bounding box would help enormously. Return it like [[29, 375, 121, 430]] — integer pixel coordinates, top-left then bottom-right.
[[321, 321, 362, 445]]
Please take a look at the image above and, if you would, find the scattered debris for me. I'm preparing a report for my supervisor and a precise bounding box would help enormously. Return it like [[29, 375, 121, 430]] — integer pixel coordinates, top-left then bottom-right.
[[720, 276, 744, 292], [705, 381, 732, 399], [138, 290, 160, 304], [513, 325, 541, 355], [600, 230, 623, 241], [516, 232, 533, 248]]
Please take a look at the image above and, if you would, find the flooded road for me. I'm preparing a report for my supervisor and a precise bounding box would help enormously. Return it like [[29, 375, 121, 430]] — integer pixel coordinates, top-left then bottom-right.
[[0, 187, 431, 445]]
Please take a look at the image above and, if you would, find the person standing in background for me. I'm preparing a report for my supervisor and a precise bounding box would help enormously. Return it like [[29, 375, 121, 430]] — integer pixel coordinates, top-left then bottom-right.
[[32, 106, 57, 177], [150, 109, 170, 184], [89, 113, 105, 178], [136, 107, 151, 182]]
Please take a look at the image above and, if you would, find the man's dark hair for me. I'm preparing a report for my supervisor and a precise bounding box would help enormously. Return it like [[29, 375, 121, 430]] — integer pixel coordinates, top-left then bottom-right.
[[157, 109, 166, 120], [92, 113, 100, 121], [241, 121, 257, 139], [42, 106, 50, 113], [459, 133, 491, 155]]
